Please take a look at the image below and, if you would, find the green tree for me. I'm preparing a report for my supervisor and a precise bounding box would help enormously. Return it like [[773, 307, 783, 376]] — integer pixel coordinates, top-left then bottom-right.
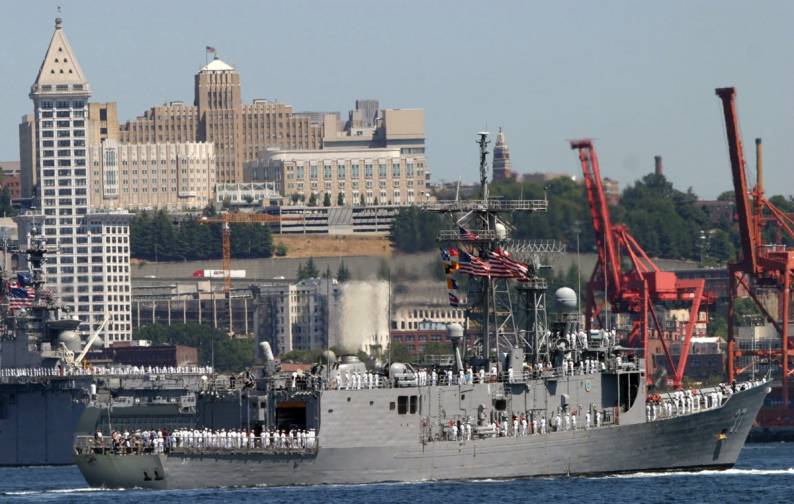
[[0, 186, 16, 217], [420, 342, 451, 358], [389, 206, 443, 253], [337, 261, 351, 282], [377, 259, 391, 280], [323, 193, 332, 207], [133, 323, 254, 373], [708, 229, 735, 262], [308, 193, 318, 207], [297, 257, 319, 280], [359, 194, 366, 206], [717, 191, 735, 202], [275, 242, 288, 257], [337, 193, 345, 206], [386, 342, 413, 363]]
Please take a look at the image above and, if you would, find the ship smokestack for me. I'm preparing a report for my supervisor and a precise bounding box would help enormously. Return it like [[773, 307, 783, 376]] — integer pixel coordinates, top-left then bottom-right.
[[654, 155, 663, 176]]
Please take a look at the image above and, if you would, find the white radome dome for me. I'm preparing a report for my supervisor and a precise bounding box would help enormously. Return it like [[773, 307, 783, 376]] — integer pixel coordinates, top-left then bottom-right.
[[555, 287, 578, 310], [495, 222, 508, 240]]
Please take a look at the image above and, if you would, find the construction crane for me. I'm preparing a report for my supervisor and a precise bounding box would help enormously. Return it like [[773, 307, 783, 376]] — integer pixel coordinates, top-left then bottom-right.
[[716, 87, 794, 411], [199, 212, 287, 294], [571, 139, 711, 387]]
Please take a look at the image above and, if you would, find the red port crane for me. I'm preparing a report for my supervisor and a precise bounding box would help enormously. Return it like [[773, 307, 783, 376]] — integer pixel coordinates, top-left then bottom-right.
[[716, 87, 794, 410], [571, 139, 711, 387]]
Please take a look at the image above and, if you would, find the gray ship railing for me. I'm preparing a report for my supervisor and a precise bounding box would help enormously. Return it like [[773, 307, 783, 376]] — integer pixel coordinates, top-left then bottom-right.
[[74, 435, 318, 456]]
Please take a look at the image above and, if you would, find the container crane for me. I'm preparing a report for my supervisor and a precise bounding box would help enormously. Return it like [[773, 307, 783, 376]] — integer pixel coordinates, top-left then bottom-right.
[[716, 87, 794, 411], [199, 212, 288, 294], [571, 139, 711, 387]]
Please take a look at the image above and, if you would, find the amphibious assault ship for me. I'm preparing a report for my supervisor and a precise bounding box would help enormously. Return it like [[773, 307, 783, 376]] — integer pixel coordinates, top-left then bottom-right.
[[0, 229, 221, 466], [73, 133, 769, 489]]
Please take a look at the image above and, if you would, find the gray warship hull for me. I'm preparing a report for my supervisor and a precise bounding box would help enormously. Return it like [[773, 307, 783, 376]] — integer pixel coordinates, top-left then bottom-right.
[[0, 384, 86, 466], [74, 382, 768, 489]]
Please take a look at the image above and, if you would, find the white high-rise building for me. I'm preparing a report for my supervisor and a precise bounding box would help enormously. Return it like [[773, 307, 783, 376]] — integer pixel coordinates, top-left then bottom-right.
[[18, 18, 132, 343]]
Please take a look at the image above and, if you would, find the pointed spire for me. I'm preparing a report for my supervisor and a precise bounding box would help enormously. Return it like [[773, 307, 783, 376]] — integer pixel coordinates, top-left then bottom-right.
[[31, 17, 90, 96], [492, 127, 513, 182]]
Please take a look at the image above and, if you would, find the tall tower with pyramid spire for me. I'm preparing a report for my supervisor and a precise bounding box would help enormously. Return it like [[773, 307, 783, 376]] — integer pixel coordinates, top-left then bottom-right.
[[492, 127, 514, 182], [20, 18, 132, 343]]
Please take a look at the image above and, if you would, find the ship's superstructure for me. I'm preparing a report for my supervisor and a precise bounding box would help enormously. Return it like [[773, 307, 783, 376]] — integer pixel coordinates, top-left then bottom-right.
[[0, 228, 218, 466], [72, 133, 769, 489]]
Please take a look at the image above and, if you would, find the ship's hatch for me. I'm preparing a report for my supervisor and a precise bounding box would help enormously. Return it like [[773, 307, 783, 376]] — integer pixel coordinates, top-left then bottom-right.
[[276, 400, 307, 430], [619, 372, 640, 412]]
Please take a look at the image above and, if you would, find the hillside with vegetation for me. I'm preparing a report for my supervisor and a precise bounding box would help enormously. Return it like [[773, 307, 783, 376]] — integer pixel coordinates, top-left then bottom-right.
[[391, 174, 794, 264]]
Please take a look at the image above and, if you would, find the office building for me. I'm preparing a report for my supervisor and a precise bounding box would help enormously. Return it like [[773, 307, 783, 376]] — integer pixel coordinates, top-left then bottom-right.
[[119, 57, 323, 184], [88, 140, 216, 211], [247, 147, 428, 206], [19, 18, 131, 342]]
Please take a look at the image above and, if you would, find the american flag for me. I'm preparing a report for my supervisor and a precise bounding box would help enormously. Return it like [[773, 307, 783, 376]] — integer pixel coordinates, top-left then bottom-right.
[[448, 292, 461, 307], [488, 249, 530, 279], [459, 250, 491, 277], [206, 46, 217, 53], [439, 248, 451, 263], [8, 282, 34, 310], [459, 226, 479, 241]]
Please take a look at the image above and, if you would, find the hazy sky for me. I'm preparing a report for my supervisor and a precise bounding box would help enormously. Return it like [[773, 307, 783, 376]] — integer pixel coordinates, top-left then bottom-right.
[[2, 0, 792, 199]]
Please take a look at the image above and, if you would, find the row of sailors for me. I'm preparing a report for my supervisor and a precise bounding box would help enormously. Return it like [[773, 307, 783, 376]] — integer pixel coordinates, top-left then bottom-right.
[[332, 371, 382, 390], [557, 358, 604, 377], [330, 361, 608, 391], [646, 380, 764, 421], [445, 411, 606, 440], [1, 366, 214, 378], [174, 428, 317, 450], [95, 429, 171, 454]]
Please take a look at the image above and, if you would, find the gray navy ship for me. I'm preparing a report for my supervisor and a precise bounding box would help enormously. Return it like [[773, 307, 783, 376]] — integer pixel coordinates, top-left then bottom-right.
[[73, 133, 769, 489], [0, 229, 227, 466]]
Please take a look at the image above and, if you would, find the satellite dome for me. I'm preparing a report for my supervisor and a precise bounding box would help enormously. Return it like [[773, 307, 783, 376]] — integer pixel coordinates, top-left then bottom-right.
[[555, 287, 578, 310], [447, 323, 464, 339], [495, 222, 508, 240]]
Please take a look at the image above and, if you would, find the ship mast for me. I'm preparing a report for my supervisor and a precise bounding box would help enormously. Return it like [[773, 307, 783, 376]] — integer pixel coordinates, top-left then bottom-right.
[[424, 132, 562, 370]]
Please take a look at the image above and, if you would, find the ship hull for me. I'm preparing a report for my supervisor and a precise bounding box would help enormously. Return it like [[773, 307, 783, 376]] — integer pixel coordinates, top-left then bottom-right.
[[0, 385, 86, 466], [75, 382, 768, 489]]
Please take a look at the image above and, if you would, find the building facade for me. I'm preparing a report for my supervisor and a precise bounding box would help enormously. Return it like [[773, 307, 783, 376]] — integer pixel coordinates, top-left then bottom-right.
[[492, 127, 514, 182], [247, 147, 428, 206], [88, 140, 216, 211], [119, 57, 322, 184], [215, 182, 282, 207], [21, 18, 131, 342]]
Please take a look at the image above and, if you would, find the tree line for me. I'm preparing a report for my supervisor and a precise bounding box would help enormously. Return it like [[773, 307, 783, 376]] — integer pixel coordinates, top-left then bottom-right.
[[130, 209, 273, 262], [134, 323, 254, 373], [390, 173, 794, 264]]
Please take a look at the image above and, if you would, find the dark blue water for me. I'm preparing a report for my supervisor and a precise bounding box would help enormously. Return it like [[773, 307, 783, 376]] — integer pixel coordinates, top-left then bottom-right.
[[1, 444, 792, 503]]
